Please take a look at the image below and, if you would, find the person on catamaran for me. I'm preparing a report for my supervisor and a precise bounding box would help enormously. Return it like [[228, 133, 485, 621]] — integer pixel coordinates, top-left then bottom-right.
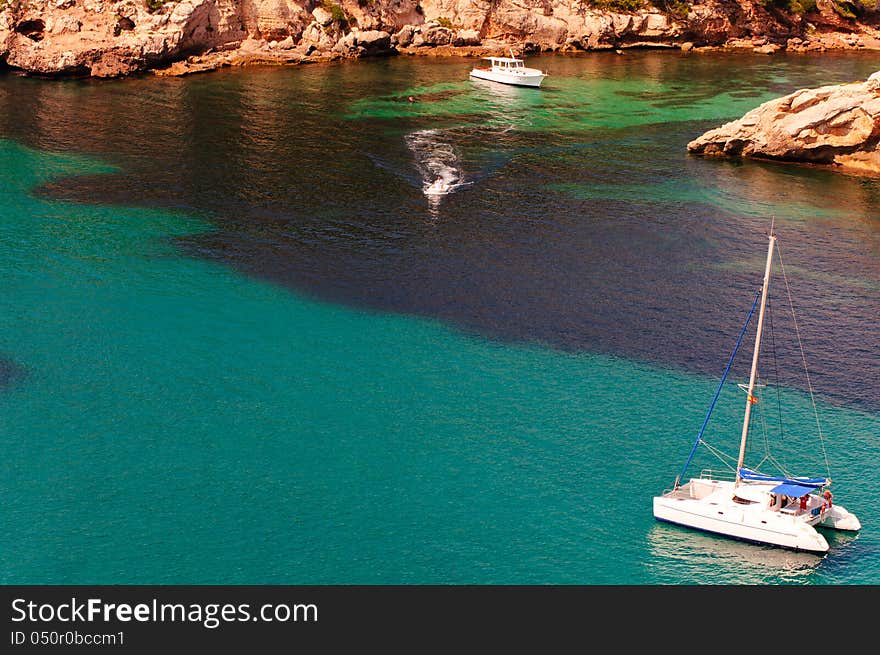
[[823, 490, 833, 509], [799, 494, 809, 512]]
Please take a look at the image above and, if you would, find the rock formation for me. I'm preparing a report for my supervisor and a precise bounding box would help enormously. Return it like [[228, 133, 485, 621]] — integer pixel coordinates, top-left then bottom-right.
[[1, 0, 879, 78], [688, 71, 880, 175]]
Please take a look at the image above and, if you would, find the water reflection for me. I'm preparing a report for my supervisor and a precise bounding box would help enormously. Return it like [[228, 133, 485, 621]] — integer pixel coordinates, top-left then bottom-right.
[[646, 524, 825, 584], [468, 76, 548, 131], [468, 75, 546, 105]]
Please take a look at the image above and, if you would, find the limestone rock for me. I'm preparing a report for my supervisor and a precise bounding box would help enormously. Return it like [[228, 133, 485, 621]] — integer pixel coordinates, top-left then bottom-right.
[[2, 0, 248, 76], [393, 24, 415, 47], [3, 0, 880, 78], [312, 7, 333, 27], [687, 73, 880, 174], [453, 29, 479, 47]]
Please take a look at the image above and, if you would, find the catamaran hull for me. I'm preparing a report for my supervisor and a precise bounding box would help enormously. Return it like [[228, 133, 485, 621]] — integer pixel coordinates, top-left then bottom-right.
[[653, 493, 832, 553], [820, 505, 861, 531], [469, 69, 545, 88]]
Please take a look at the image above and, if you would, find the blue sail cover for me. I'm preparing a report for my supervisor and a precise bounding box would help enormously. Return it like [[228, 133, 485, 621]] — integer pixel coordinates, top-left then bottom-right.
[[771, 483, 817, 497], [739, 469, 828, 487]]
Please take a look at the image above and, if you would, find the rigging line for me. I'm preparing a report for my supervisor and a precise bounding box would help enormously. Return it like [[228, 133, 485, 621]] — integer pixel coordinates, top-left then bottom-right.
[[755, 372, 771, 459], [699, 440, 738, 472], [764, 298, 794, 479], [766, 295, 787, 447], [752, 371, 790, 477], [752, 273, 774, 466], [752, 454, 772, 472], [765, 453, 789, 474], [775, 241, 832, 480], [763, 299, 794, 479], [675, 289, 761, 487], [754, 377, 792, 478]]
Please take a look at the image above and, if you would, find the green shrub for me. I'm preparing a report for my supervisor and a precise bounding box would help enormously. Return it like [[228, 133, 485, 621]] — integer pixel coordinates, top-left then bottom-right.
[[651, 0, 691, 17], [589, 0, 646, 11], [831, 0, 859, 18], [436, 17, 457, 29], [321, 0, 348, 24], [759, 0, 818, 13], [790, 0, 818, 13]]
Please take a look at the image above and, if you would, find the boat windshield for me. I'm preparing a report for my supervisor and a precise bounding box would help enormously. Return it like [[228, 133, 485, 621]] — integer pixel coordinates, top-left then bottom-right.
[[490, 58, 524, 70]]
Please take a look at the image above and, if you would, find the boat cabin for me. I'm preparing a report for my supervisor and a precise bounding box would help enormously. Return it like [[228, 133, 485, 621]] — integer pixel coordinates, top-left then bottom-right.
[[484, 57, 526, 71]]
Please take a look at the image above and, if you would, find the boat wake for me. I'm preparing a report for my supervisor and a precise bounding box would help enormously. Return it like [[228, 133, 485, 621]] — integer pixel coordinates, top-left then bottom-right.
[[404, 129, 469, 203]]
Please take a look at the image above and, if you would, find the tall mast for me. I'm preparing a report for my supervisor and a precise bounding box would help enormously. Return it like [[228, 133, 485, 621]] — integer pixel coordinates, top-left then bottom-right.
[[735, 232, 776, 487]]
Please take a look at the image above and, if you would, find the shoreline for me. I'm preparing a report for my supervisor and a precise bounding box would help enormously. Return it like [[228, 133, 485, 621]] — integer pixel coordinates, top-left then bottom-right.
[[4, 0, 880, 81], [149, 33, 880, 79]]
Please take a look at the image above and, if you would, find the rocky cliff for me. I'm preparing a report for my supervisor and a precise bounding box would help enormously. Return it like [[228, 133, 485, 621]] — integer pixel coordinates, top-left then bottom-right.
[[688, 71, 880, 175], [1, 0, 879, 78]]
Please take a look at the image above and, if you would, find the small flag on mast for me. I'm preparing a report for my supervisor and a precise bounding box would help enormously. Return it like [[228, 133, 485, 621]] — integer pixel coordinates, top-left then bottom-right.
[[748, 394, 758, 404]]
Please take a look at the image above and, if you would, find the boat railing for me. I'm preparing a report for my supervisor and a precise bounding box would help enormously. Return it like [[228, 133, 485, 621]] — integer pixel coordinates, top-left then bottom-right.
[[661, 486, 693, 499], [660, 469, 736, 497], [698, 469, 736, 482]]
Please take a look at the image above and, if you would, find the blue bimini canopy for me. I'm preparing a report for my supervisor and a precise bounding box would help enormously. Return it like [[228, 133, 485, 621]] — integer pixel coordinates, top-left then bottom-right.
[[771, 483, 816, 498]]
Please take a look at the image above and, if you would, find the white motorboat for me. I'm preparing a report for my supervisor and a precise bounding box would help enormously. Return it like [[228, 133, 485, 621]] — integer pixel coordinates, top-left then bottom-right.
[[469, 55, 546, 88], [653, 229, 861, 554]]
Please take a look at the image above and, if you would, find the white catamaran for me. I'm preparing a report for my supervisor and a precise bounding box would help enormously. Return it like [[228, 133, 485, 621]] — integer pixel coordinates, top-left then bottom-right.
[[653, 231, 861, 554]]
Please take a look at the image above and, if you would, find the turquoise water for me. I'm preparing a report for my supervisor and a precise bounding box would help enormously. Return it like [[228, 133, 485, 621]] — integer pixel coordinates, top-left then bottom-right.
[[1, 51, 879, 584]]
